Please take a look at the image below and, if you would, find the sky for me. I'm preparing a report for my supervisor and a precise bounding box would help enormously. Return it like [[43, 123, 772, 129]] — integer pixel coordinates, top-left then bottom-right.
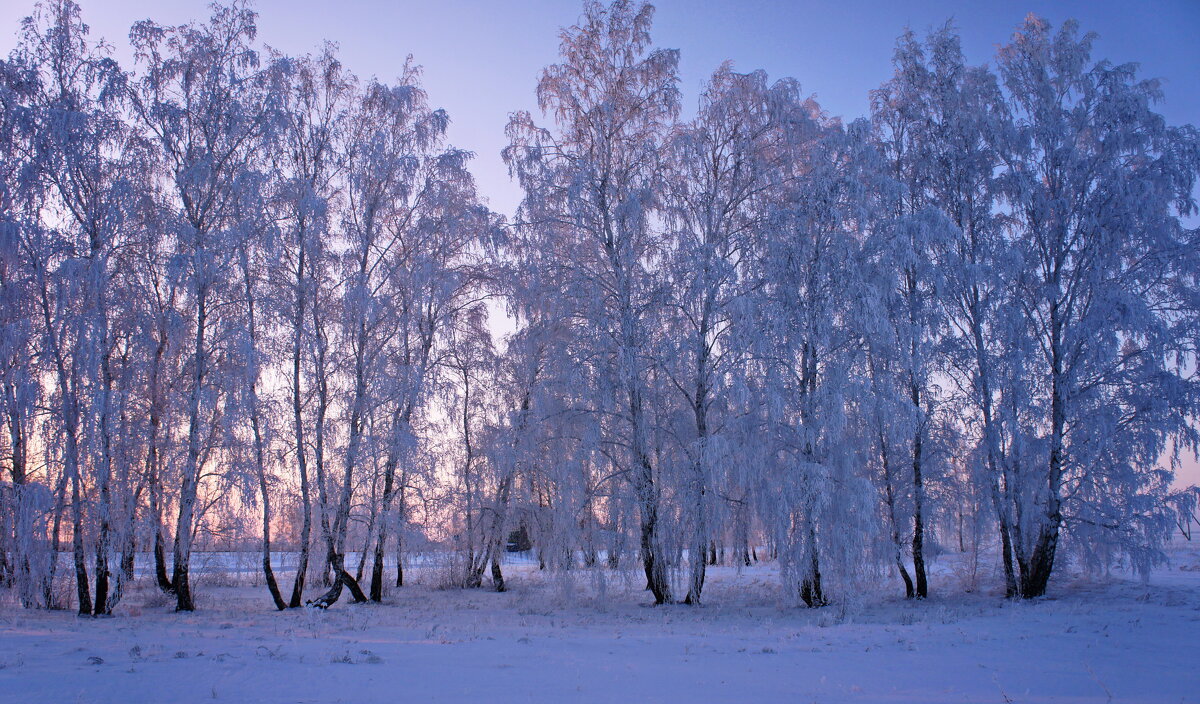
[[1, 0, 1196, 217], [2, 0, 1199, 484]]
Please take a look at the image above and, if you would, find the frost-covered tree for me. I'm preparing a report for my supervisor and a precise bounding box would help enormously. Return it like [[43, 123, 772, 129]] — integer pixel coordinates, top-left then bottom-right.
[[266, 44, 352, 607], [305, 61, 492, 608], [127, 0, 281, 611], [659, 65, 793, 603], [880, 25, 1019, 596], [475, 323, 558, 591], [1, 0, 1196, 617], [304, 76, 433, 608], [868, 25, 979, 600], [755, 113, 882, 607], [226, 171, 289, 609], [504, 0, 681, 604], [366, 130, 494, 602], [442, 305, 500, 587], [992, 16, 1200, 597], [12, 0, 155, 615], [0, 32, 51, 609]]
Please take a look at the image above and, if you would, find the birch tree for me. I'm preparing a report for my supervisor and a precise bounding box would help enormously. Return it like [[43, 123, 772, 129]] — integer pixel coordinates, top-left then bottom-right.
[[128, 0, 280, 610], [15, 0, 152, 615], [268, 44, 352, 607], [659, 65, 790, 604], [0, 36, 51, 609], [994, 16, 1200, 597], [504, 0, 681, 604], [757, 116, 881, 607]]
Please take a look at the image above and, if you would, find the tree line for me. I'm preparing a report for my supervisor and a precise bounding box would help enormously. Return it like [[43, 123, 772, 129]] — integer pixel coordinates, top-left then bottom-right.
[[1, 0, 1198, 614]]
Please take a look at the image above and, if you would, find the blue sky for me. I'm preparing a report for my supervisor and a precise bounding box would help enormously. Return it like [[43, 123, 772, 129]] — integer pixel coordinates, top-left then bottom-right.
[[2, 0, 1196, 217]]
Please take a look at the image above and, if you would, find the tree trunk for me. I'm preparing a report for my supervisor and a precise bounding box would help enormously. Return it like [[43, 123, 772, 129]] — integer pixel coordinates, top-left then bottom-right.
[[288, 245, 311, 608], [684, 481, 707, 605], [881, 434, 915, 599], [910, 383, 928, 599], [684, 386, 709, 605], [356, 488, 377, 587], [1019, 523, 1060, 598], [44, 471, 67, 609], [308, 331, 367, 608], [799, 524, 825, 608], [70, 468, 91, 616], [253, 411, 286, 611], [629, 386, 672, 605], [968, 298, 1018, 598], [37, 277, 91, 615], [371, 405, 412, 601], [490, 555, 505, 592], [173, 285, 209, 612], [120, 539, 135, 584], [395, 532, 404, 588], [1017, 303, 1067, 599], [92, 343, 115, 616], [144, 304, 175, 595], [7, 390, 37, 607]]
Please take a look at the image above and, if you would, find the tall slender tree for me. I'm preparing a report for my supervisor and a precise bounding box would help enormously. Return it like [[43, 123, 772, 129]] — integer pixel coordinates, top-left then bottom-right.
[[659, 65, 792, 604], [504, 0, 681, 604], [128, 0, 280, 610], [995, 16, 1200, 597]]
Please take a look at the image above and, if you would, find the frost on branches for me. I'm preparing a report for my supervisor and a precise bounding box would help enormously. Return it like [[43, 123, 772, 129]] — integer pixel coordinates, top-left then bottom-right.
[[0, 1, 1197, 615]]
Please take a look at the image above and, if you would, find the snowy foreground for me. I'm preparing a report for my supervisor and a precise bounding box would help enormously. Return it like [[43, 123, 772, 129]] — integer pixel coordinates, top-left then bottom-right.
[[2, 544, 1198, 704]]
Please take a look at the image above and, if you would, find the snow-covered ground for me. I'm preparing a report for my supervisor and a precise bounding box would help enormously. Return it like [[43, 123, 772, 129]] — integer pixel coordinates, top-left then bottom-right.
[[2, 542, 1198, 703]]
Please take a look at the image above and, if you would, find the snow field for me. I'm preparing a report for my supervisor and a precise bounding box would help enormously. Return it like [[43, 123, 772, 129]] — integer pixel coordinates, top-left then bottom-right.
[[2, 542, 1198, 703]]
